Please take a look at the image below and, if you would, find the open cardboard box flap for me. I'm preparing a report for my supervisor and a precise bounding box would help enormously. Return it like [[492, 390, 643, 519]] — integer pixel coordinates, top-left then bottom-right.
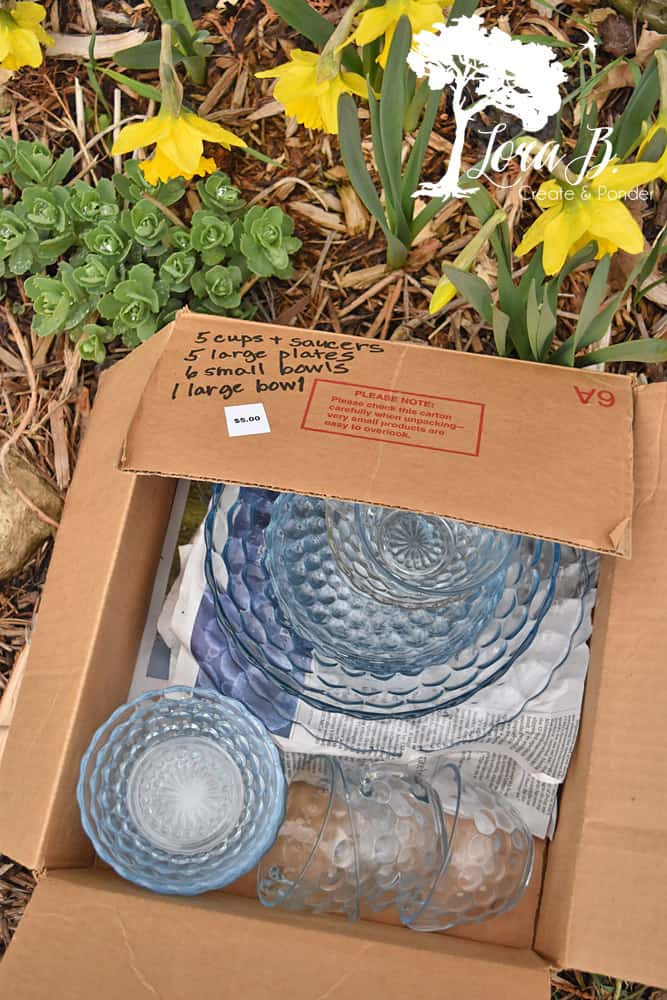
[[1, 326, 666, 996], [120, 312, 635, 556], [0, 870, 549, 1000]]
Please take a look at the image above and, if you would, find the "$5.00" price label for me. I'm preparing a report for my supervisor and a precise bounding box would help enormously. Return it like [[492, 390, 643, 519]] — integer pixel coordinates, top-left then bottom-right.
[[224, 403, 271, 437]]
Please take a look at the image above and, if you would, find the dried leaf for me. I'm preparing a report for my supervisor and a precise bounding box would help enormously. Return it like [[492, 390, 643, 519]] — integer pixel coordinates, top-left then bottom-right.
[[635, 27, 667, 67], [46, 29, 149, 59], [290, 200, 346, 233]]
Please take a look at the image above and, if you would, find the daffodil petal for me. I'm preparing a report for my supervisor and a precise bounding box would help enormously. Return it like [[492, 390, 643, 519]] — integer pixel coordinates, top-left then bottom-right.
[[353, 6, 396, 45], [2, 26, 42, 68], [535, 179, 562, 209], [112, 116, 170, 155], [587, 198, 645, 256], [541, 205, 589, 275], [157, 117, 206, 175], [13, 3, 47, 26], [591, 157, 664, 195], [182, 112, 246, 148], [515, 205, 563, 257], [340, 71, 369, 100]]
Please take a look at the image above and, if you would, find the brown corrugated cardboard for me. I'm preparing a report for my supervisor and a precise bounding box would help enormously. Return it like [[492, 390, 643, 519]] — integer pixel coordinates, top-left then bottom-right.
[[0, 870, 550, 1000], [0, 329, 175, 871], [0, 314, 665, 997], [122, 312, 635, 556], [536, 383, 667, 987]]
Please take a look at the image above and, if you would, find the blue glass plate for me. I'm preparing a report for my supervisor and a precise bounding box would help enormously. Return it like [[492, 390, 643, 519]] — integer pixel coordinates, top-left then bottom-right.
[[204, 487, 563, 719]]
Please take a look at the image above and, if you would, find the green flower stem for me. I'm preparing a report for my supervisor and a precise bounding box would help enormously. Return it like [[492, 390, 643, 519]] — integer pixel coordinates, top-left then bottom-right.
[[159, 24, 183, 117], [317, 0, 367, 82], [449, 209, 507, 272], [403, 80, 429, 134]]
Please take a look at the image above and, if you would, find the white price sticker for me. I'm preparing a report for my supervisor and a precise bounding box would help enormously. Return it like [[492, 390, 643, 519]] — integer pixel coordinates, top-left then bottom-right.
[[224, 402, 271, 438]]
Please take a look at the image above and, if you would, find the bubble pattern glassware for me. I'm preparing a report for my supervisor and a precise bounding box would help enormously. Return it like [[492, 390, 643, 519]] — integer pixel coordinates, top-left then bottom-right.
[[77, 687, 286, 895], [266, 494, 515, 672], [257, 757, 444, 918], [204, 486, 563, 719], [257, 757, 360, 917], [399, 761, 534, 931], [326, 501, 520, 609]]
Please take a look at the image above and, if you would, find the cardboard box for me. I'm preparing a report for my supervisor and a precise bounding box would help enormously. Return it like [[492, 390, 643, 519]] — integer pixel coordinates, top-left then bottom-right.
[[0, 313, 665, 998]]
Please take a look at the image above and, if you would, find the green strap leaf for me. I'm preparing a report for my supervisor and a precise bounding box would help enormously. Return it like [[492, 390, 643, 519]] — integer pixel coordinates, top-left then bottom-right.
[[338, 93, 406, 264], [96, 65, 162, 102], [443, 264, 493, 324], [265, 0, 333, 47], [379, 16, 412, 247], [571, 255, 611, 355], [448, 0, 480, 19], [492, 306, 510, 357], [401, 85, 441, 221], [368, 90, 396, 232], [609, 46, 666, 158], [577, 338, 667, 366]]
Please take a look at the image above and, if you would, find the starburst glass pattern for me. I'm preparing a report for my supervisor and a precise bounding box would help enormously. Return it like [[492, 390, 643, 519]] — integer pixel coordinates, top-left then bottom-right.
[[77, 687, 286, 894]]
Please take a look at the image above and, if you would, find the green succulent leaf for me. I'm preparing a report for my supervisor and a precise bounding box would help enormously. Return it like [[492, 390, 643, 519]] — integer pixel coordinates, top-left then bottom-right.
[[160, 249, 198, 293], [25, 265, 93, 338], [98, 262, 162, 342], [121, 198, 169, 250], [196, 172, 245, 213], [168, 225, 192, 251], [66, 179, 119, 227], [191, 209, 235, 265], [12, 141, 53, 188], [0, 210, 30, 260], [73, 254, 118, 293], [19, 186, 70, 234], [83, 221, 132, 266], [0, 137, 17, 175], [191, 264, 243, 310], [239, 205, 301, 278], [112, 160, 186, 208]]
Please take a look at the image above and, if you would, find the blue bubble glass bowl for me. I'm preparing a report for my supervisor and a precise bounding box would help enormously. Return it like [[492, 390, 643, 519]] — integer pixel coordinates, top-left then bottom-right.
[[266, 494, 518, 671], [77, 686, 286, 895], [326, 500, 520, 609], [204, 486, 561, 719]]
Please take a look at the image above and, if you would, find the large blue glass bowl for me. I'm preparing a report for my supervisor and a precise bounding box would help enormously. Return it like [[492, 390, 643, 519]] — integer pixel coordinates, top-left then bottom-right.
[[204, 487, 562, 719], [77, 687, 286, 895]]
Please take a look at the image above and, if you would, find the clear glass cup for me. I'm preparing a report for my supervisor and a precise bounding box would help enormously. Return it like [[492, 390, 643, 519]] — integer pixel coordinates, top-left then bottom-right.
[[77, 686, 286, 895], [326, 500, 519, 610], [399, 761, 534, 931], [257, 757, 443, 919], [257, 757, 360, 918]]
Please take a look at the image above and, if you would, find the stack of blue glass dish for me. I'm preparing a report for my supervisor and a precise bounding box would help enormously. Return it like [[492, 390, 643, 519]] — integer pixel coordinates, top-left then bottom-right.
[[203, 486, 595, 735]]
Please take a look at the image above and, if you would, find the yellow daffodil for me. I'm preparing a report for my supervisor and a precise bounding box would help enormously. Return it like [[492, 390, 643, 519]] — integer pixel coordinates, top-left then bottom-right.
[[353, 0, 445, 67], [112, 110, 245, 183], [257, 49, 366, 134], [0, 1, 52, 71], [516, 155, 667, 275]]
